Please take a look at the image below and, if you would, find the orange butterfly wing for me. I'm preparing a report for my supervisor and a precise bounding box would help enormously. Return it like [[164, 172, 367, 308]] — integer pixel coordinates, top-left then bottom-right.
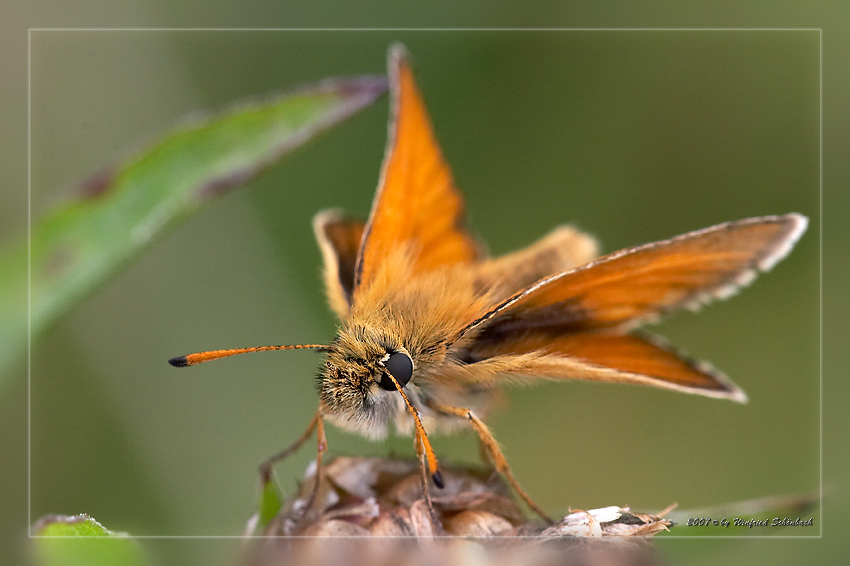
[[460, 330, 746, 401], [547, 332, 737, 395], [451, 214, 806, 401], [463, 215, 807, 338], [354, 46, 479, 294], [313, 210, 365, 317]]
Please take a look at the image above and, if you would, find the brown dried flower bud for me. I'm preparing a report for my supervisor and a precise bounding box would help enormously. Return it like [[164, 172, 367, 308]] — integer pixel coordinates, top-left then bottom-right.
[[243, 457, 671, 566]]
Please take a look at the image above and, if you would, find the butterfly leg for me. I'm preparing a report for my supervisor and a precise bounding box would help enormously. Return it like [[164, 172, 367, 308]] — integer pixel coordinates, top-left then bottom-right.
[[429, 401, 554, 524], [258, 406, 328, 522], [302, 408, 328, 515]]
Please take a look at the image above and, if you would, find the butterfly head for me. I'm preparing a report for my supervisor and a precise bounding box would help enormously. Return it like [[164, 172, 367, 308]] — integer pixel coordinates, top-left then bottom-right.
[[318, 324, 415, 434]]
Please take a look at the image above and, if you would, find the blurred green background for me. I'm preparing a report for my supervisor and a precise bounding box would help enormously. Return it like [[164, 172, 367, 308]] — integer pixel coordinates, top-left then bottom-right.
[[25, 31, 819, 540]]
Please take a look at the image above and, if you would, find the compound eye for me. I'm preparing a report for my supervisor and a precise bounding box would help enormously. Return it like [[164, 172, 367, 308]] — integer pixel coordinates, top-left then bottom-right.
[[379, 351, 413, 391]]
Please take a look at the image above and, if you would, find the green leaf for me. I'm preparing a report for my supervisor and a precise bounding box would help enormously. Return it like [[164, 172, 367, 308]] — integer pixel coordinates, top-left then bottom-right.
[[258, 473, 285, 530], [0, 75, 387, 387], [32, 514, 147, 566]]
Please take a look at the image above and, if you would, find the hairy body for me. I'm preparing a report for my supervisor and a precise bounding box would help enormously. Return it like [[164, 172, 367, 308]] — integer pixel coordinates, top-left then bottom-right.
[[319, 229, 598, 439]]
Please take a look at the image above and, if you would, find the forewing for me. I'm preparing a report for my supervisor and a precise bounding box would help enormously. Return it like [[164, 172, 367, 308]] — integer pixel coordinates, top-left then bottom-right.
[[354, 46, 479, 295], [313, 210, 365, 317], [462, 215, 807, 338], [458, 330, 746, 401]]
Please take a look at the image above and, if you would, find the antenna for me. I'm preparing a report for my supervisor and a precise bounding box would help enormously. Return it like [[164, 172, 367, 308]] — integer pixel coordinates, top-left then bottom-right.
[[168, 344, 328, 367]]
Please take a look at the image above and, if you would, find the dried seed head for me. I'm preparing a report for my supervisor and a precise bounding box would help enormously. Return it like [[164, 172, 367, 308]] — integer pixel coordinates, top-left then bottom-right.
[[244, 456, 670, 566]]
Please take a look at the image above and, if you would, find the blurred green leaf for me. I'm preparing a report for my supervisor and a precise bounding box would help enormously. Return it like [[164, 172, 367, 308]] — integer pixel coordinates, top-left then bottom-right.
[[32, 514, 147, 566], [0, 75, 387, 387], [257, 474, 285, 530]]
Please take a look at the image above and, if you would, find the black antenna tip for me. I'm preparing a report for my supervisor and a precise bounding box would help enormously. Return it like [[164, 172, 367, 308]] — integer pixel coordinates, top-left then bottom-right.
[[432, 470, 445, 489], [168, 356, 189, 368]]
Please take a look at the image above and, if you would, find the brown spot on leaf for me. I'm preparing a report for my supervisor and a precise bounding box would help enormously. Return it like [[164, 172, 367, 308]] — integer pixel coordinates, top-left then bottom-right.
[[196, 167, 256, 199], [75, 166, 117, 200]]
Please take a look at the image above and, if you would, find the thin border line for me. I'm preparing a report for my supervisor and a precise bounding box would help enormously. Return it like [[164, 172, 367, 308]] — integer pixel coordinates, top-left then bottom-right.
[[27, 27, 33, 534], [32, 535, 818, 539], [27, 27, 823, 541], [818, 27, 824, 536], [27, 27, 822, 31]]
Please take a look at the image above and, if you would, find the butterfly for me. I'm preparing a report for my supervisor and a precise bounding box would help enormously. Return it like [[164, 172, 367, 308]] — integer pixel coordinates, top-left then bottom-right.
[[169, 45, 807, 522]]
